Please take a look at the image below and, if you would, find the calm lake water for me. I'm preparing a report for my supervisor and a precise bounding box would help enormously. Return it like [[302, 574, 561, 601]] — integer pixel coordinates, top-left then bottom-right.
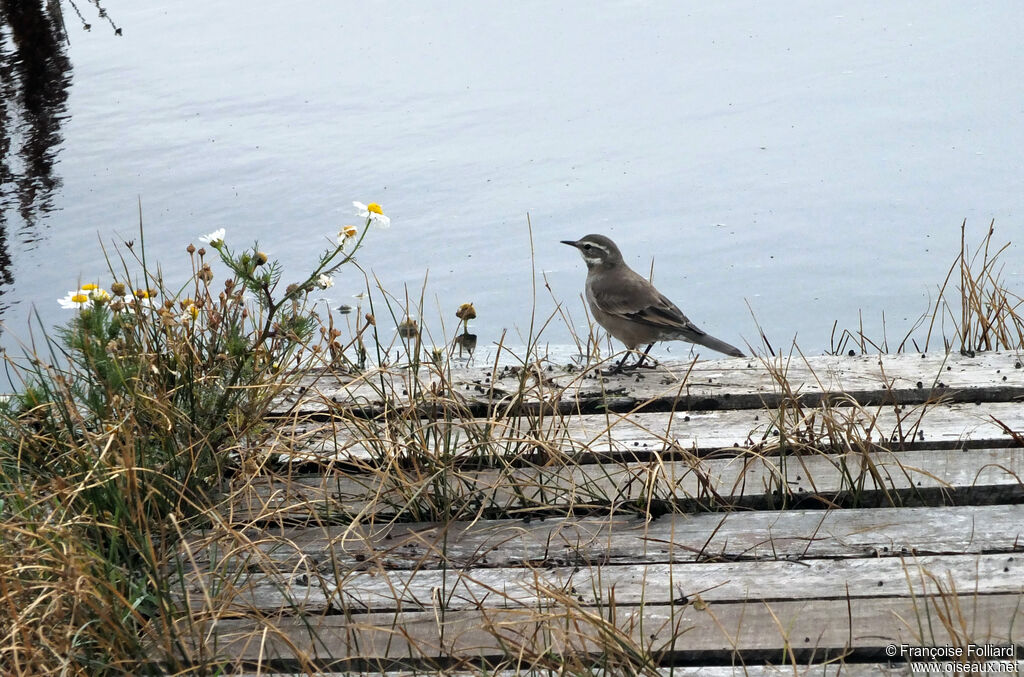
[[2, 1, 1022, 364]]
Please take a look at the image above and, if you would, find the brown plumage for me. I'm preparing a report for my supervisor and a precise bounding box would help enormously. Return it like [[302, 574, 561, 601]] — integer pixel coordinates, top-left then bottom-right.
[[562, 234, 744, 370]]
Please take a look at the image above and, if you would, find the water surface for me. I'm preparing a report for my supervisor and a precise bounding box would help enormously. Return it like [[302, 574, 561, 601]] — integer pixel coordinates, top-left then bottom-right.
[[2, 1, 1022, 363]]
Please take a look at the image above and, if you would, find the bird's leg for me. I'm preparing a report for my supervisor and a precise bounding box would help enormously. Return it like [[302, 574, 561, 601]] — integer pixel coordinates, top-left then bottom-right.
[[603, 345, 655, 375], [604, 351, 632, 375], [631, 343, 655, 370]]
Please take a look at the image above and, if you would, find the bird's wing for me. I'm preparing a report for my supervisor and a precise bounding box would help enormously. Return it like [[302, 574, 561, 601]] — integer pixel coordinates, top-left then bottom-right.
[[592, 271, 708, 337], [631, 300, 706, 336]]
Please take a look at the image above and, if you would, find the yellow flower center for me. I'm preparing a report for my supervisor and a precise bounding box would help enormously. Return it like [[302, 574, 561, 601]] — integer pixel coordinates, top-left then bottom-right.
[[81, 283, 98, 291], [366, 203, 383, 215], [72, 294, 89, 304], [135, 289, 149, 299], [343, 225, 358, 238]]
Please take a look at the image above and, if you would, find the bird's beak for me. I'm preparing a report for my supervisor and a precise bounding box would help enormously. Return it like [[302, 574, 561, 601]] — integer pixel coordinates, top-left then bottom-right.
[[560, 240, 579, 248]]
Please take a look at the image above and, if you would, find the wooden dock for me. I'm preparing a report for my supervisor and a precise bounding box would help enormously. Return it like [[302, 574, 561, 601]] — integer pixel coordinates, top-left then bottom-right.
[[171, 350, 1024, 675]]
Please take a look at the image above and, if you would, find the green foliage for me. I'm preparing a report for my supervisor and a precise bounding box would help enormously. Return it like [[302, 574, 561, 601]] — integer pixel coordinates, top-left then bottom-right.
[[0, 215, 381, 675]]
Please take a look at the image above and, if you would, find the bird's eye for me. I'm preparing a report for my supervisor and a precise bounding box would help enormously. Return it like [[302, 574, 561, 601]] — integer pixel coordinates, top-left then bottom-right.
[[582, 244, 592, 251]]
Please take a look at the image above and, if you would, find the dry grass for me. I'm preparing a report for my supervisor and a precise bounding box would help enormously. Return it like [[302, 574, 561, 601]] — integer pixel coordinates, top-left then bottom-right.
[[831, 221, 1024, 355], [2, 222, 1022, 674]]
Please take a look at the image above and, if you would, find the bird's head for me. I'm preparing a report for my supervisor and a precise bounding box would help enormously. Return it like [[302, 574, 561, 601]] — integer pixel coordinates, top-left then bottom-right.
[[560, 234, 624, 269]]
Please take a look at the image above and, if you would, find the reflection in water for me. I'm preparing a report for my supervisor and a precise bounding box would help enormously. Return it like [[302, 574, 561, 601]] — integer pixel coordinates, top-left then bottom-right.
[[0, 0, 73, 310]]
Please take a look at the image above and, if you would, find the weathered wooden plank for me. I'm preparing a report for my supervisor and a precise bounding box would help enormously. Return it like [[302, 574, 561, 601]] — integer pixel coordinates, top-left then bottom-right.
[[270, 351, 1024, 417], [183, 592, 1024, 662], [264, 400, 1024, 465], [234, 667, 1021, 677], [226, 446, 1024, 523], [176, 350, 1024, 673], [173, 552, 1023, 616], [183, 504, 1024, 572]]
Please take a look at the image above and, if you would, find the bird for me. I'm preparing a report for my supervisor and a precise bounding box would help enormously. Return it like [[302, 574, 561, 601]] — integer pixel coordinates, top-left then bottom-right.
[[562, 234, 744, 372]]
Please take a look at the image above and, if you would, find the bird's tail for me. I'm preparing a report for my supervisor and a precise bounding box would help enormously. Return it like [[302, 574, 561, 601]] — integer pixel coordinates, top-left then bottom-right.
[[695, 333, 745, 358]]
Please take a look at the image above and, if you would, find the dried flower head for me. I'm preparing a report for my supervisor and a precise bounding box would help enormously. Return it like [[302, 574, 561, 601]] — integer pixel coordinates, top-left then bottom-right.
[[397, 317, 419, 338]]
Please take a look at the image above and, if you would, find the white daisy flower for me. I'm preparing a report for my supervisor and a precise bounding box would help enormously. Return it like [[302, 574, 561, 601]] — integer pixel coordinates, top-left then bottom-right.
[[198, 228, 226, 246], [336, 225, 358, 245], [353, 201, 391, 229], [58, 290, 94, 310], [127, 296, 156, 313], [89, 288, 111, 303], [316, 274, 334, 289], [180, 300, 199, 323]]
